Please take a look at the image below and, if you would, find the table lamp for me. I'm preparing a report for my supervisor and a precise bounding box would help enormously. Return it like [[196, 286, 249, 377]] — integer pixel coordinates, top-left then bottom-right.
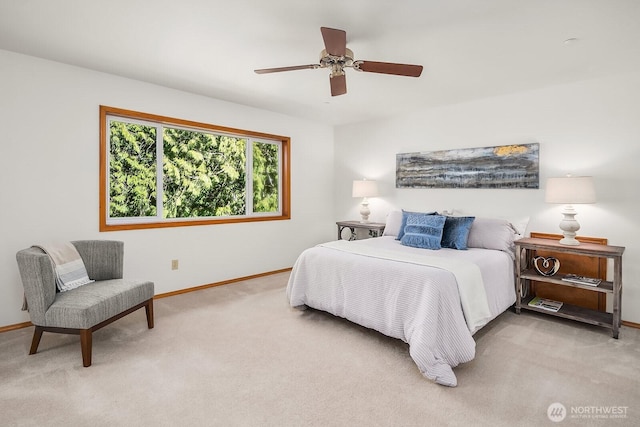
[[544, 175, 596, 245], [352, 179, 378, 223]]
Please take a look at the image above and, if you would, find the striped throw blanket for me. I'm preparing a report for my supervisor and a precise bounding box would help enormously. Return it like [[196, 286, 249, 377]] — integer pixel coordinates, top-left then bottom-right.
[[35, 242, 94, 292]]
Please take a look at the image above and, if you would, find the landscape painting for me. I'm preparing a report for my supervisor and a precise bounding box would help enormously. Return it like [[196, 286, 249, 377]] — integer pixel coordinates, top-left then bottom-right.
[[396, 143, 539, 189]]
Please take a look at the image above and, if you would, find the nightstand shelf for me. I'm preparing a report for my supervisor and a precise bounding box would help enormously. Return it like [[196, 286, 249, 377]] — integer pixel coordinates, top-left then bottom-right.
[[336, 221, 385, 241], [519, 269, 614, 293], [520, 295, 614, 329], [515, 237, 625, 338]]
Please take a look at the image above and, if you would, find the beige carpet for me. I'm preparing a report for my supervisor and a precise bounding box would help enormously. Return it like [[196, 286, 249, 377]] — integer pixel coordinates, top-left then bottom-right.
[[1, 272, 638, 426]]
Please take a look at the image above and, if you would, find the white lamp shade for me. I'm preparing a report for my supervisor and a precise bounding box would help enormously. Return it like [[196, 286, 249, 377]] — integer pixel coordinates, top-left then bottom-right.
[[352, 180, 378, 198], [545, 176, 596, 204]]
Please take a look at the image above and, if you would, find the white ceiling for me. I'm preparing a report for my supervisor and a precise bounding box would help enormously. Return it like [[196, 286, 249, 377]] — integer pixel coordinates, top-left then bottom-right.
[[1, 0, 639, 126]]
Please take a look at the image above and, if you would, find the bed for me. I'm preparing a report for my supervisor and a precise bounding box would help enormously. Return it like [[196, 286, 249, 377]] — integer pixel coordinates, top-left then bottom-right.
[[286, 211, 519, 387]]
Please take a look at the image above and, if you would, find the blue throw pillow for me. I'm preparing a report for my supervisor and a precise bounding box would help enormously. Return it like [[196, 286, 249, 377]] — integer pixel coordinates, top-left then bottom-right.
[[441, 216, 476, 250], [396, 210, 436, 240], [400, 214, 446, 250]]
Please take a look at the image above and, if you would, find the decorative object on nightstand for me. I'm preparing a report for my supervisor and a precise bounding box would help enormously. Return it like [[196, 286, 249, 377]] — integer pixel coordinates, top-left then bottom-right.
[[336, 220, 385, 241], [544, 175, 596, 245], [352, 179, 378, 223], [532, 256, 560, 276]]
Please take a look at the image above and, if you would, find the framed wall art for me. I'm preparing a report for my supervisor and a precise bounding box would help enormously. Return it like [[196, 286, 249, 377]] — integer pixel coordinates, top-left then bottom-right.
[[396, 143, 539, 189]]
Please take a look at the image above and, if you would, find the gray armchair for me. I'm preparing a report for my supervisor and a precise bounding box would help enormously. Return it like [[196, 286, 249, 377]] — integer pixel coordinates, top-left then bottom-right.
[[16, 240, 154, 367]]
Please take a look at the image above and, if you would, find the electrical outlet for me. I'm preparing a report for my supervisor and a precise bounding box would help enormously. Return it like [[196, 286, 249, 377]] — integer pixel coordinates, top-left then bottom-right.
[[171, 259, 179, 270]]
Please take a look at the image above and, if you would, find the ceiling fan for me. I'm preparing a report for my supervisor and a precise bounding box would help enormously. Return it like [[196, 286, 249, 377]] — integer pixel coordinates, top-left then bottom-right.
[[254, 27, 423, 97]]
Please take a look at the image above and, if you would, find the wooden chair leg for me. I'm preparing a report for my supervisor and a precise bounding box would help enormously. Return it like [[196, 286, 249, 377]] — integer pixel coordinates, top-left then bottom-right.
[[80, 329, 92, 367], [145, 299, 154, 329], [29, 326, 44, 355]]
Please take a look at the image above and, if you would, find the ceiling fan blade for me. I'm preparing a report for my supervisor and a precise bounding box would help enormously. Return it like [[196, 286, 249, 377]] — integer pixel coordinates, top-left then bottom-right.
[[330, 74, 347, 96], [320, 27, 346, 57], [254, 64, 319, 74], [357, 61, 423, 77]]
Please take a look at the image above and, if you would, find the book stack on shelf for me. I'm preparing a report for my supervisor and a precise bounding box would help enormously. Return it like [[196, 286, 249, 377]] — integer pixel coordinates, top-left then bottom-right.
[[528, 296, 563, 312], [561, 274, 602, 286]]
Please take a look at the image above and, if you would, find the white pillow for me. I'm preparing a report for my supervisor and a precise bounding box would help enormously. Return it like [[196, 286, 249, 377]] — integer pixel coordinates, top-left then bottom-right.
[[467, 217, 518, 254], [382, 210, 403, 237], [509, 216, 530, 237], [446, 208, 529, 238]]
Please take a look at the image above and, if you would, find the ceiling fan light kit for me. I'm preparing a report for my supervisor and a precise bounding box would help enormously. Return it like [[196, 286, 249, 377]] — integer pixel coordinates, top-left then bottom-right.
[[255, 27, 423, 96]]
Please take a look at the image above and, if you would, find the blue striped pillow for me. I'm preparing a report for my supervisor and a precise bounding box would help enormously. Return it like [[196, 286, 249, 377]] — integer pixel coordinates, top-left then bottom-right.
[[400, 214, 446, 250], [396, 210, 436, 240]]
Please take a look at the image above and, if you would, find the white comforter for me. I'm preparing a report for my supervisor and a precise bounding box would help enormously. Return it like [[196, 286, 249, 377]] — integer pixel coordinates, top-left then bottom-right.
[[286, 236, 516, 387]]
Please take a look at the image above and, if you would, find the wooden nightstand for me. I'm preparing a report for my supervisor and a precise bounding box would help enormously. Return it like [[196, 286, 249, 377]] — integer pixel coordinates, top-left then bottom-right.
[[336, 221, 385, 241], [515, 237, 625, 338]]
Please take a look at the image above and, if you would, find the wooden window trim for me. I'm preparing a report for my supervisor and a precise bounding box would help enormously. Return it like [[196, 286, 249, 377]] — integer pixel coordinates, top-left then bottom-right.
[[99, 105, 290, 231]]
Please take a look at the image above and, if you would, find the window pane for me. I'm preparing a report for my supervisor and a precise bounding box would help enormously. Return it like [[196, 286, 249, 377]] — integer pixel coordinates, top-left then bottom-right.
[[252, 141, 279, 213], [163, 127, 247, 218], [109, 121, 157, 218]]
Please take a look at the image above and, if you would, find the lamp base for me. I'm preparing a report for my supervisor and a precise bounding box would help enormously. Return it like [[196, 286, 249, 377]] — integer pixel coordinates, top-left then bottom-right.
[[559, 236, 580, 246], [359, 198, 370, 223], [558, 205, 581, 246]]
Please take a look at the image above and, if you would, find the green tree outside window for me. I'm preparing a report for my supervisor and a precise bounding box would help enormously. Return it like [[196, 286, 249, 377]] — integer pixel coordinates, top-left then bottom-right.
[[105, 110, 286, 230]]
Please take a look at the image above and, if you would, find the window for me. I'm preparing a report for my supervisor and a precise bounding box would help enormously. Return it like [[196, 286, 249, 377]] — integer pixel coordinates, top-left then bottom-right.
[[100, 106, 290, 231]]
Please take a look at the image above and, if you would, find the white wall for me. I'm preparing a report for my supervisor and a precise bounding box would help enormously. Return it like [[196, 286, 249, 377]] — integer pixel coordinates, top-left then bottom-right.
[[0, 50, 336, 327], [334, 73, 640, 324], [3, 47, 639, 328]]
